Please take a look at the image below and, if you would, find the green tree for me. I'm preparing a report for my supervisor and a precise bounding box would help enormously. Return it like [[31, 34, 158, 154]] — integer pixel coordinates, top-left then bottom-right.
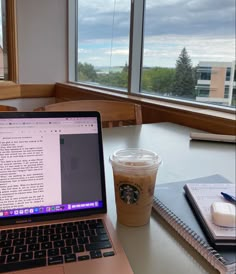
[[97, 71, 128, 89], [77, 62, 97, 82], [96, 62, 129, 89], [142, 67, 175, 95], [192, 65, 199, 97], [122, 62, 129, 73], [172, 48, 195, 98]]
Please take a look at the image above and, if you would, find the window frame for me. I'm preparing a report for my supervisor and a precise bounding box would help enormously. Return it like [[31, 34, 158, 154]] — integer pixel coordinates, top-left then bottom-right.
[[1, 0, 18, 83], [68, 0, 235, 114]]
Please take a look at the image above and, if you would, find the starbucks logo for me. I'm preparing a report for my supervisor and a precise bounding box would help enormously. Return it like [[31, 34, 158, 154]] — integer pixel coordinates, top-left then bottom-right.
[[119, 184, 140, 204]]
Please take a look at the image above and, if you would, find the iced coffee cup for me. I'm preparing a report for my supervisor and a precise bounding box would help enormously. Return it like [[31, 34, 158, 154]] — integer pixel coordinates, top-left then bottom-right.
[[110, 148, 161, 226]]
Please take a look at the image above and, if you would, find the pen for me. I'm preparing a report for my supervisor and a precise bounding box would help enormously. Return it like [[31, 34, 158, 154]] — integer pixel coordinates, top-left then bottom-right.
[[221, 192, 236, 205]]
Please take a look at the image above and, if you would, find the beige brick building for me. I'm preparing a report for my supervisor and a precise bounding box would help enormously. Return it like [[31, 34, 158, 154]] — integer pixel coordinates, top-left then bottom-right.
[[196, 61, 236, 107]]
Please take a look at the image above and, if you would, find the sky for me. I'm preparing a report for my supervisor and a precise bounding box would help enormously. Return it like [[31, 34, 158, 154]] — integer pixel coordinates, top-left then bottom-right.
[[77, 0, 235, 68]]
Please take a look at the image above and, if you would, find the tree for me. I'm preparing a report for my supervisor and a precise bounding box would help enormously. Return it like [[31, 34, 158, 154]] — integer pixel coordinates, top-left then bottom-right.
[[172, 48, 195, 98], [142, 67, 175, 95], [97, 71, 128, 89], [122, 62, 129, 73], [77, 62, 97, 82]]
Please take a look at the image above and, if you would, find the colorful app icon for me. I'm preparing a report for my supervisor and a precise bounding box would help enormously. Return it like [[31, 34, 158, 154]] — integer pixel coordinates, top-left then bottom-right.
[[34, 208, 39, 213]]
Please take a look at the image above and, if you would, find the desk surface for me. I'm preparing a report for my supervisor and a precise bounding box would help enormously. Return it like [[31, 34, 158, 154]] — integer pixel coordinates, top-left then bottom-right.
[[102, 123, 236, 274]]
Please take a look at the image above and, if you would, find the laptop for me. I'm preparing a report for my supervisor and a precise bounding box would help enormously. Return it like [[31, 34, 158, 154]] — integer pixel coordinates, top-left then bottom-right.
[[0, 111, 133, 274]]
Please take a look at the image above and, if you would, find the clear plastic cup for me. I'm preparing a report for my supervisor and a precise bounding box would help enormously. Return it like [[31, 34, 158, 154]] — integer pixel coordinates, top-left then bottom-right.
[[110, 148, 162, 226]]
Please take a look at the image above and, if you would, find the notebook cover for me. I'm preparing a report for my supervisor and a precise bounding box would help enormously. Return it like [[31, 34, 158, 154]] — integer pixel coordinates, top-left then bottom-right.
[[152, 174, 236, 270], [184, 183, 236, 245]]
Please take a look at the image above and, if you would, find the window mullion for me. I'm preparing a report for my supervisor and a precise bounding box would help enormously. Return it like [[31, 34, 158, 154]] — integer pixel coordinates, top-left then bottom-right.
[[4, 0, 18, 82], [68, 0, 76, 82], [128, 0, 144, 94]]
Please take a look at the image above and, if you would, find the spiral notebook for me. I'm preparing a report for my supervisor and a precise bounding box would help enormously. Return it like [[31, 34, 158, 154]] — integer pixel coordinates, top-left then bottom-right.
[[184, 183, 236, 246], [152, 174, 236, 274]]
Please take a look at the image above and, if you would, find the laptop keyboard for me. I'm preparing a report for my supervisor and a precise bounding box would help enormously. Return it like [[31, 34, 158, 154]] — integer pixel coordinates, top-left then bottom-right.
[[0, 219, 115, 273]]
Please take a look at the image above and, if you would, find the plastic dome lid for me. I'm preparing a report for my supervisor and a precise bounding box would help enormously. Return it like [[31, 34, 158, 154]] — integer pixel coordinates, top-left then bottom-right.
[[110, 148, 161, 170]]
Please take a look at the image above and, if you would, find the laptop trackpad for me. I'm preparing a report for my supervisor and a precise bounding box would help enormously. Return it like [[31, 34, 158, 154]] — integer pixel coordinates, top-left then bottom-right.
[[11, 266, 64, 274]]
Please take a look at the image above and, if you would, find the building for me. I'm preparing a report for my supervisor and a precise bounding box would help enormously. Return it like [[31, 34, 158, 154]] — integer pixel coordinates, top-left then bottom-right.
[[196, 61, 236, 106]]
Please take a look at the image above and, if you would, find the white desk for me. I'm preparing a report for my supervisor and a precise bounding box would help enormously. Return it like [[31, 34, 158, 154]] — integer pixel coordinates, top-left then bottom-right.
[[102, 123, 236, 274]]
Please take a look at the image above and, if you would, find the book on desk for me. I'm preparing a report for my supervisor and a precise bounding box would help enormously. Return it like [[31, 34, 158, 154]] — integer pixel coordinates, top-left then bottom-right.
[[152, 174, 236, 274]]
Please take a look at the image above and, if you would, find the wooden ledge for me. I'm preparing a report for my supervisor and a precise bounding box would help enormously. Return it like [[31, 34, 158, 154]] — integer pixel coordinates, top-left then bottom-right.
[[0, 83, 56, 99], [56, 82, 235, 120], [55, 82, 236, 135], [0, 82, 21, 99]]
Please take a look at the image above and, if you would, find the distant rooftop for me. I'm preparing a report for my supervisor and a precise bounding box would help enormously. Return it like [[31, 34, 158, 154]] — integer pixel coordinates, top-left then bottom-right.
[[198, 60, 235, 68]]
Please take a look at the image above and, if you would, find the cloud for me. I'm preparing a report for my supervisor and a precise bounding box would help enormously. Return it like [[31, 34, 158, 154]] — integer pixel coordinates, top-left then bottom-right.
[[77, 0, 235, 39], [78, 0, 128, 14], [187, 0, 235, 12], [76, 0, 235, 67], [144, 0, 235, 37], [77, 34, 235, 68], [143, 35, 235, 67], [78, 34, 235, 67], [104, 49, 129, 56]]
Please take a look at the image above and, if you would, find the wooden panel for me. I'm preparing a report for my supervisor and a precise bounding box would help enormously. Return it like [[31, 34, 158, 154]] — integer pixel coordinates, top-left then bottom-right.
[[20, 84, 56, 98], [34, 100, 142, 128], [55, 83, 236, 135], [0, 82, 21, 99], [6, 0, 18, 82], [142, 105, 235, 135], [0, 84, 55, 100], [0, 104, 17, 111], [55, 83, 119, 101]]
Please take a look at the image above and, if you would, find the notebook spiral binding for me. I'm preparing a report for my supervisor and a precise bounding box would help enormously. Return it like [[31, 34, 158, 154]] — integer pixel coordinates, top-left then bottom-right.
[[153, 198, 227, 273]]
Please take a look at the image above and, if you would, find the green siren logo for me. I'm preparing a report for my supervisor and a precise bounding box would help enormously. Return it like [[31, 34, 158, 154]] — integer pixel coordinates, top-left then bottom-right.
[[119, 183, 140, 204]]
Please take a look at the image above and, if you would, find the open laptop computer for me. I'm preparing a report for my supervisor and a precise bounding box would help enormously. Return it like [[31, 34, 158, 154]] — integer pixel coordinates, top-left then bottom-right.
[[0, 111, 133, 274]]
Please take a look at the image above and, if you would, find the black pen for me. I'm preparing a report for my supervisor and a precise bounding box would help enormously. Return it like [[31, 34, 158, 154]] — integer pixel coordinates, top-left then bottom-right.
[[221, 192, 236, 205]]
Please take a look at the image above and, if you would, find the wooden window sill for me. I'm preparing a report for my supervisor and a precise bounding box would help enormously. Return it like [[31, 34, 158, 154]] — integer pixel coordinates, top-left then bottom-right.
[[55, 82, 236, 135]]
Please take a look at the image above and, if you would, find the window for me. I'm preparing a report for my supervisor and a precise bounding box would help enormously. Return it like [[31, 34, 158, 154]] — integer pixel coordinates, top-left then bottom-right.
[[196, 85, 210, 97], [0, 0, 17, 83], [74, 0, 130, 90], [224, 86, 229, 98], [198, 67, 211, 81], [0, 0, 7, 80], [232, 88, 236, 103], [70, 0, 236, 109], [142, 1, 235, 107], [226, 68, 231, 81]]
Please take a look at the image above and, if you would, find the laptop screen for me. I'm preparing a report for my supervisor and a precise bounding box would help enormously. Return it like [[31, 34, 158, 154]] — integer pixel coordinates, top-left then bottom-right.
[[0, 112, 107, 224]]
